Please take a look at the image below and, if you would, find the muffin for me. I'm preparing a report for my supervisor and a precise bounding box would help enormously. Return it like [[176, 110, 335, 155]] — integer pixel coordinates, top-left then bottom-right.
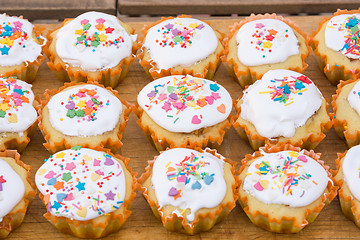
[[222, 13, 310, 88], [0, 77, 39, 152], [334, 145, 360, 228], [35, 146, 136, 238], [38, 81, 131, 154], [238, 144, 337, 233], [134, 75, 232, 151], [0, 13, 45, 83], [137, 15, 224, 80], [233, 69, 332, 150], [331, 78, 360, 147], [0, 150, 36, 238], [312, 9, 360, 85], [138, 147, 237, 235], [45, 11, 137, 88]]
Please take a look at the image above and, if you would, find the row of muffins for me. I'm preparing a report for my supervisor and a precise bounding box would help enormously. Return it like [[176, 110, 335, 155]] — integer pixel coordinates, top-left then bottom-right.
[[0, 10, 359, 89], [0, 8, 359, 239]]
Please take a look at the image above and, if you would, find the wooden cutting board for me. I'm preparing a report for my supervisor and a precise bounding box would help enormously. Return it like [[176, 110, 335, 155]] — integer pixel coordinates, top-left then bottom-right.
[[9, 15, 356, 239]]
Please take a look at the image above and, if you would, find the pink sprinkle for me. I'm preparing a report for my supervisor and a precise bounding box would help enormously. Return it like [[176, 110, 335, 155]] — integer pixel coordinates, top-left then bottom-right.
[[254, 182, 264, 191], [298, 155, 308, 163], [176, 175, 186, 183]]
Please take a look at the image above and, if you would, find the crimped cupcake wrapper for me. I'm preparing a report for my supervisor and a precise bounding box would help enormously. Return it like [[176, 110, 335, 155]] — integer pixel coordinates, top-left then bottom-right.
[[221, 13, 310, 88], [137, 15, 224, 81], [0, 150, 36, 238], [238, 144, 338, 233], [332, 150, 360, 227], [0, 23, 45, 83], [44, 19, 137, 88], [137, 147, 239, 235], [38, 81, 132, 154], [311, 8, 360, 85], [38, 146, 137, 238], [232, 96, 332, 150], [331, 78, 360, 147], [133, 102, 232, 152]]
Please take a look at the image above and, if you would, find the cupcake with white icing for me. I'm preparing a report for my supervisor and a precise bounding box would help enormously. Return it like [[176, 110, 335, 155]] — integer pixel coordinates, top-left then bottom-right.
[[134, 75, 232, 151], [0, 150, 36, 238], [45, 11, 137, 88], [0, 14, 45, 83], [137, 15, 224, 80], [233, 69, 332, 150], [138, 147, 237, 235], [331, 78, 360, 147], [35, 147, 136, 238], [312, 9, 360, 85], [238, 144, 337, 233], [222, 13, 310, 88], [0, 77, 39, 152], [334, 145, 360, 229], [38, 81, 131, 154]]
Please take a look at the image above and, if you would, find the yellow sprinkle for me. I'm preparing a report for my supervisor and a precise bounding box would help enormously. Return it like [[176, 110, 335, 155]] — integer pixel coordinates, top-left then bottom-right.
[[258, 90, 274, 94], [300, 89, 308, 93], [165, 161, 171, 167], [181, 209, 187, 215], [286, 189, 291, 195], [60, 118, 63, 121], [245, 172, 252, 175], [284, 101, 294, 106]]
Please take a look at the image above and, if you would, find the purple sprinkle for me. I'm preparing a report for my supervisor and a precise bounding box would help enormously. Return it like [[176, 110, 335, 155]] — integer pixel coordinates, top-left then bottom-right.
[[300, 190, 305, 198], [171, 28, 181, 36], [104, 157, 114, 166], [197, 24, 205, 30], [169, 93, 178, 100], [65, 101, 75, 110], [147, 90, 156, 98], [168, 187, 179, 196], [164, 23, 174, 29]]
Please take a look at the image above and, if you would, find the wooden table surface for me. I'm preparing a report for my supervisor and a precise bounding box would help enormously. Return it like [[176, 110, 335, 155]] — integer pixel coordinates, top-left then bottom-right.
[[117, 0, 360, 16], [7, 15, 357, 239]]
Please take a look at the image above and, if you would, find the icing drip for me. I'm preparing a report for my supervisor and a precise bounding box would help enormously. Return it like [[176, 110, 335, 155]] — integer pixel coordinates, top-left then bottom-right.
[[151, 148, 226, 222], [236, 19, 299, 66], [35, 147, 126, 221], [0, 158, 25, 222], [347, 80, 360, 116], [143, 18, 218, 70], [240, 69, 322, 139], [342, 145, 360, 201], [137, 75, 232, 133], [325, 14, 360, 59], [0, 78, 36, 133], [55, 11, 136, 71], [47, 84, 122, 137], [243, 150, 329, 207], [0, 14, 42, 66]]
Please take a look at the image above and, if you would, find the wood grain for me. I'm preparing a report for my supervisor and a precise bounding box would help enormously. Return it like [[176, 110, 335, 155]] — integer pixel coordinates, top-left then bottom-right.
[[0, 0, 116, 21], [117, 0, 360, 16], [7, 15, 358, 239]]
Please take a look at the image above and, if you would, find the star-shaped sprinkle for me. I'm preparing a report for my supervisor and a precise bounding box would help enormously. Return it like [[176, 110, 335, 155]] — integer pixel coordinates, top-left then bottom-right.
[[267, 29, 278, 35], [105, 27, 115, 34], [56, 152, 66, 158], [75, 181, 85, 191], [104, 190, 116, 200], [52, 201, 62, 211], [255, 23, 265, 29], [65, 162, 76, 171], [62, 172, 72, 182]]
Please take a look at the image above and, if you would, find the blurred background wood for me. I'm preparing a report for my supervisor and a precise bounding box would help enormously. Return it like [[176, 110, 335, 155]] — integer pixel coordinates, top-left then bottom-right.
[[0, 0, 116, 21]]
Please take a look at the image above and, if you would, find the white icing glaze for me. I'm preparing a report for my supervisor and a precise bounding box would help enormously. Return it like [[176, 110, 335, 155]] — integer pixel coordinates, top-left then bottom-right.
[[347, 80, 360, 116], [0, 14, 42, 67], [151, 148, 226, 222], [55, 11, 136, 71], [0, 158, 25, 222], [342, 145, 360, 201], [143, 17, 218, 70], [0, 78, 37, 133], [325, 14, 360, 60], [243, 150, 329, 207], [240, 69, 322, 139], [236, 19, 299, 66], [137, 75, 232, 133], [35, 148, 126, 221], [47, 84, 122, 137]]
